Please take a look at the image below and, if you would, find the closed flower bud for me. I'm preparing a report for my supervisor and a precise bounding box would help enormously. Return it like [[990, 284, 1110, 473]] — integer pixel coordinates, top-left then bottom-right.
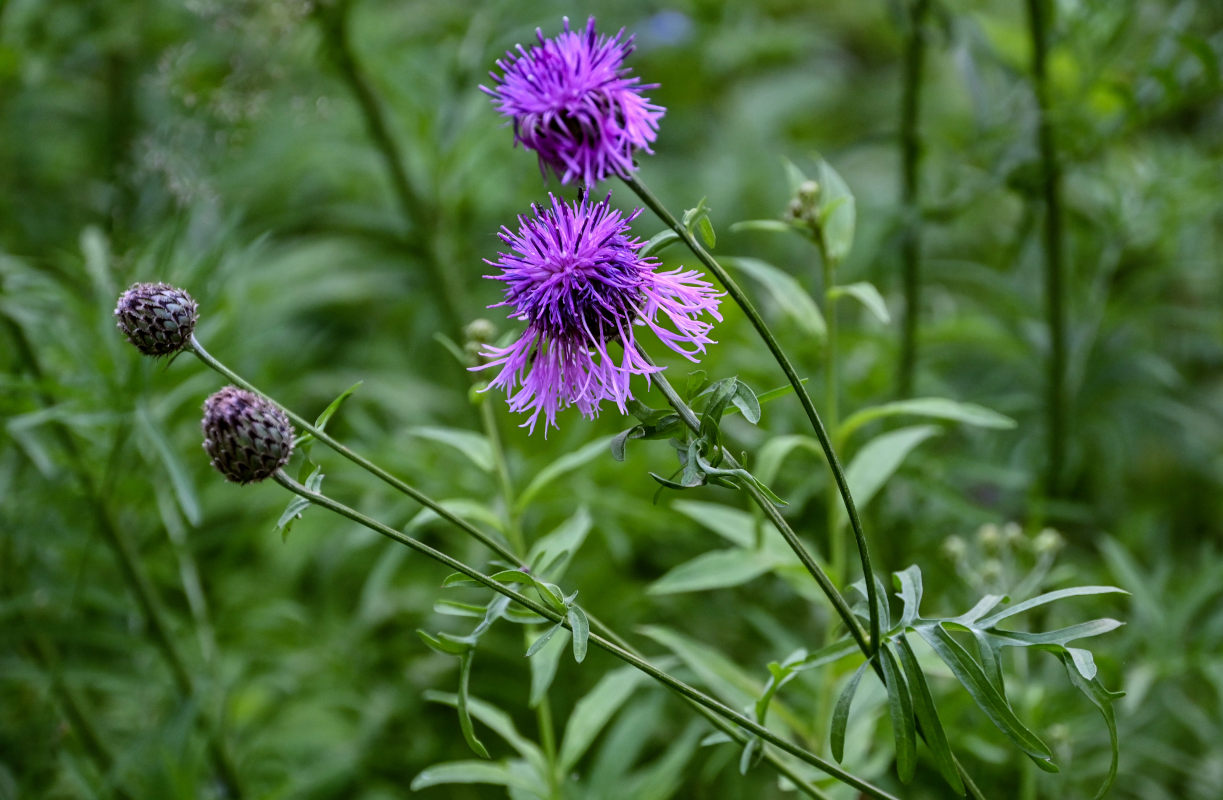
[[202, 386, 294, 484], [115, 282, 199, 356]]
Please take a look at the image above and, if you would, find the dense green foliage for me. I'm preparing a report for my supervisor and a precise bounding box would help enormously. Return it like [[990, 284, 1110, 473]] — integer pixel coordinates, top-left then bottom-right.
[[2, 1, 1221, 798]]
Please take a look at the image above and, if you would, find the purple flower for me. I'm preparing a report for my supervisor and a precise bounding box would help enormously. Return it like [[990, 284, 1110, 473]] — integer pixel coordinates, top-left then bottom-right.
[[474, 192, 722, 434], [483, 17, 664, 186]]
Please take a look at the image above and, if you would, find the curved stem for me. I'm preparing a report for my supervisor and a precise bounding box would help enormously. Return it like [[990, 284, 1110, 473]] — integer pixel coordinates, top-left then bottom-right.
[[272, 471, 899, 800], [622, 174, 880, 651], [188, 335, 521, 567]]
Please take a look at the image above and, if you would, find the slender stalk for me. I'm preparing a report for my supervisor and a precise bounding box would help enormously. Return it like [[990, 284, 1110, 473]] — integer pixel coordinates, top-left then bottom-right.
[[822, 256, 844, 589], [272, 471, 900, 800], [188, 335, 521, 566], [536, 690, 560, 798], [314, 0, 464, 337], [622, 174, 880, 651], [898, 0, 931, 398], [7, 320, 245, 798], [1025, 0, 1067, 498], [478, 391, 523, 553]]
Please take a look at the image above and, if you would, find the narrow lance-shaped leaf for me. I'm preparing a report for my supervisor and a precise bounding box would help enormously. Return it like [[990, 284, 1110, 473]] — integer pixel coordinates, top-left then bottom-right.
[[456, 649, 490, 758], [916, 623, 1054, 767], [976, 586, 1127, 629], [831, 659, 872, 763], [895, 635, 964, 795], [879, 642, 917, 784], [1056, 650, 1123, 799]]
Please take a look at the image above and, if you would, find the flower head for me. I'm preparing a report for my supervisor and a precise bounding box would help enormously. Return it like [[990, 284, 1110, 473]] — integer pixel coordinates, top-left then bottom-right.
[[202, 386, 295, 484], [483, 17, 664, 185], [114, 282, 198, 356], [474, 192, 722, 433]]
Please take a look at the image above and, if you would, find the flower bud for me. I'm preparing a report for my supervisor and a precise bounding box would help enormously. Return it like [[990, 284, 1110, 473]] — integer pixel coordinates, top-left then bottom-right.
[[977, 523, 1002, 552], [1033, 527, 1064, 555], [114, 282, 198, 356], [201, 386, 294, 484]]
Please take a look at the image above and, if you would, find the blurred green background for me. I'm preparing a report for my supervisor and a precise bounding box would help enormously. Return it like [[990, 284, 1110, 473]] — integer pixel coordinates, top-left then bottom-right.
[[2, 0, 1221, 798]]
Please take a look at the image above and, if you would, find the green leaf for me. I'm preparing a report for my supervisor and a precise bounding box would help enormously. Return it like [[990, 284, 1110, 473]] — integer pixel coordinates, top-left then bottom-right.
[[568, 606, 590, 663], [879, 642, 916, 783], [408, 426, 494, 472], [754, 434, 823, 487], [720, 256, 826, 339], [976, 586, 1127, 629], [829, 281, 890, 324], [988, 619, 1125, 647], [277, 465, 323, 540], [894, 635, 964, 795], [698, 215, 716, 248], [728, 219, 794, 235], [526, 507, 592, 581], [670, 500, 757, 548], [894, 565, 924, 629], [648, 549, 779, 595], [640, 229, 680, 257], [528, 625, 570, 707], [135, 406, 201, 527], [407, 498, 505, 534], [916, 623, 1054, 765], [835, 425, 940, 530], [525, 622, 565, 658], [838, 397, 1017, 443], [457, 649, 490, 758], [424, 691, 545, 767], [831, 659, 872, 763], [417, 629, 471, 656], [814, 157, 856, 265], [410, 761, 539, 793], [516, 436, 614, 512], [558, 667, 646, 772], [1055, 651, 1123, 799], [730, 379, 761, 424], [314, 380, 363, 431]]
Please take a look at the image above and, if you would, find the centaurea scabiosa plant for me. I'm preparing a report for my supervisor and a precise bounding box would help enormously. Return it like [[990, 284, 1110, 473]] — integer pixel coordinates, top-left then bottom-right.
[[474, 190, 722, 433], [483, 16, 663, 185]]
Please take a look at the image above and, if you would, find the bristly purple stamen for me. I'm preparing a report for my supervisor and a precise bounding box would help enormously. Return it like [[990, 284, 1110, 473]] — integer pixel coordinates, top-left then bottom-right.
[[473, 192, 722, 434], [482, 17, 665, 186]]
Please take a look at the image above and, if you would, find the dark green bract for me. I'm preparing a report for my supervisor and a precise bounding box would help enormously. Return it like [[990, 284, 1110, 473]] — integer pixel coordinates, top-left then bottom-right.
[[202, 386, 294, 484]]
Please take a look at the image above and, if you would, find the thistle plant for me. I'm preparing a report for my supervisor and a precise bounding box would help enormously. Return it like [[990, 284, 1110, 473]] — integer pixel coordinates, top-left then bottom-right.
[[105, 13, 1129, 800]]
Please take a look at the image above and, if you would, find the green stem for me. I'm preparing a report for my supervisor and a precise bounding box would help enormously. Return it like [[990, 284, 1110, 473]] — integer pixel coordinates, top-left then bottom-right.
[[898, 0, 930, 398], [535, 688, 560, 797], [478, 391, 523, 553], [622, 173, 880, 651], [272, 471, 899, 800], [188, 335, 521, 566], [823, 255, 843, 590], [1026, 0, 1067, 499]]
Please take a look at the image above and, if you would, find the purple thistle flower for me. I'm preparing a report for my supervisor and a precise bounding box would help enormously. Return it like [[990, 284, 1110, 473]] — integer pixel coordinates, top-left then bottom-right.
[[474, 192, 722, 434], [483, 17, 664, 186]]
